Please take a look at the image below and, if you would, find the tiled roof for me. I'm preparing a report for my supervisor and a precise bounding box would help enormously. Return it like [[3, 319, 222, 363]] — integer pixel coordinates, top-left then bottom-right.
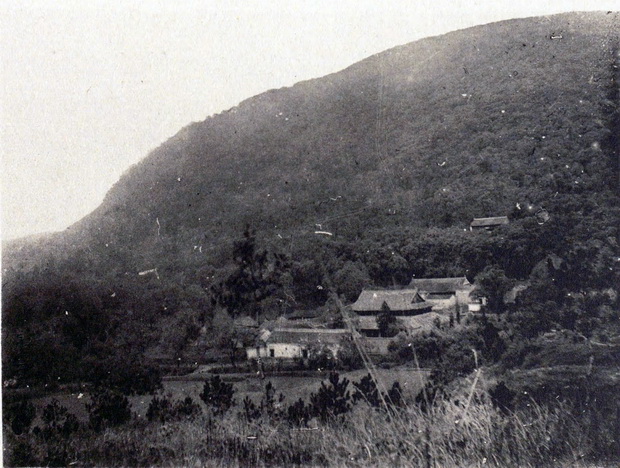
[[355, 313, 442, 331], [470, 216, 509, 227], [286, 309, 322, 320], [234, 316, 258, 328], [409, 277, 472, 293], [351, 289, 429, 313], [266, 328, 350, 345]]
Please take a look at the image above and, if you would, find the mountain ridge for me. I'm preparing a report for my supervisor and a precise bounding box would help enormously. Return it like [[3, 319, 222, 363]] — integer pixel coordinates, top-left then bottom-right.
[[3, 10, 618, 281]]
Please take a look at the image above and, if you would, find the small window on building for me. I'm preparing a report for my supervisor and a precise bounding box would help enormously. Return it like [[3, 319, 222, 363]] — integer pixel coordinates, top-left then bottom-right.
[[269, 349, 275, 358], [302, 349, 308, 359]]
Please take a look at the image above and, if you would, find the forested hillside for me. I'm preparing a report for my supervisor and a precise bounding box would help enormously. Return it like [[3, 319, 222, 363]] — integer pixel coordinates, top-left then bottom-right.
[[2, 12, 619, 388]]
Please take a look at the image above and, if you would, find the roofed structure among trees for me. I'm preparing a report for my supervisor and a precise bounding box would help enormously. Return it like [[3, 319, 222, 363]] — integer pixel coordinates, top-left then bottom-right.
[[351, 289, 432, 316], [246, 328, 350, 360], [470, 216, 509, 231], [409, 276, 474, 310]]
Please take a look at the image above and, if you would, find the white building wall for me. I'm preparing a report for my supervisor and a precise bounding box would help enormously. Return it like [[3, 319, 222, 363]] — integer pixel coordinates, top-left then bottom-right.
[[270, 343, 303, 358], [246, 346, 267, 360], [247, 342, 342, 360]]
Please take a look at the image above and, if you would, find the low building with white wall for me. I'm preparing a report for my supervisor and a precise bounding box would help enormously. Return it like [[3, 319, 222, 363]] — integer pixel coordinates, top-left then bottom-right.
[[246, 328, 350, 360]]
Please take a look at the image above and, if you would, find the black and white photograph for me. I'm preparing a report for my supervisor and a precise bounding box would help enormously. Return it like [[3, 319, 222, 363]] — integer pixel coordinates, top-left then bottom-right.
[[2, 1, 619, 466]]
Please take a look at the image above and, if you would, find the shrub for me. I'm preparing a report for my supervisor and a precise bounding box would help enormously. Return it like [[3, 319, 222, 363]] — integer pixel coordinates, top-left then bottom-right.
[[41, 441, 72, 467], [241, 396, 261, 422], [6, 438, 38, 467], [310, 372, 352, 422], [146, 395, 173, 423], [352, 373, 405, 413], [87, 389, 132, 431], [286, 398, 311, 426], [174, 396, 202, 419], [239, 382, 285, 422], [40, 399, 80, 437], [147, 395, 202, 423], [260, 381, 285, 418], [385, 382, 405, 410], [199, 375, 235, 415], [336, 338, 364, 370], [489, 381, 515, 414], [352, 373, 381, 407], [307, 345, 336, 371], [4, 396, 36, 435]]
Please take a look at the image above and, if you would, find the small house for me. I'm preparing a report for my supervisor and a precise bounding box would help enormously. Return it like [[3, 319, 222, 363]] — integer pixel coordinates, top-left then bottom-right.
[[503, 282, 529, 305], [233, 316, 258, 329], [351, 289, 433, 337], [246, 328, 350, 360], [470, 216, 509, 231], [467, 296, 487, 312], [351, 289, 432, 316], [285, 309, 323, 321], [409, 276, 474, 311]]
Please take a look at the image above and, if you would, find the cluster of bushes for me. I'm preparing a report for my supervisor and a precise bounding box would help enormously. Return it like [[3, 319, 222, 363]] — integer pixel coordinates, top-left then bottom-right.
[[4, 371, 405, 466], [3, 389, 135, 466], [203, 372, 403, 426]]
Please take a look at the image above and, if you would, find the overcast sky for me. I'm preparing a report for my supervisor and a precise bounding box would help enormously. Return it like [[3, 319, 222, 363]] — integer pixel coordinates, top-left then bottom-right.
[[2, 0, 618, 240]]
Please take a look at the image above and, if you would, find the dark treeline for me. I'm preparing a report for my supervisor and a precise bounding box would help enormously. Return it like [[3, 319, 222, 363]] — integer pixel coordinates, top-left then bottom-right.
[[3, 187, 618, 388]]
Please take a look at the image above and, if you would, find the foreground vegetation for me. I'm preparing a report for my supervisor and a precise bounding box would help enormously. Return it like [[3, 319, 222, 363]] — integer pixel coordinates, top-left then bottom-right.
[[4, 369, 618, 467]]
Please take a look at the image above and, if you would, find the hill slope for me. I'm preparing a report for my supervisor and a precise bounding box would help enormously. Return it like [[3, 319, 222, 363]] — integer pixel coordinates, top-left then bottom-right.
[[2, 12, 619, 382], [6, 12, 619, 276]]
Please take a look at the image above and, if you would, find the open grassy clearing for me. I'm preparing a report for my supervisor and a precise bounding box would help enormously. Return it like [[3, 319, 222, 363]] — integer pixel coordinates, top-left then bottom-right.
[[29, 366, 429, 422]]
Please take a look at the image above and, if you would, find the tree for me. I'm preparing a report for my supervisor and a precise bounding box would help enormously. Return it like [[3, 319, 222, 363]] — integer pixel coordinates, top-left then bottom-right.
[[352, 373, 381, 407], [87, 389, 132, 431], [211, 308, 256, 367], [336, 338, 363, 370], [200, 375, 236, 415], [474, 265, 514, 314], [147, 395, 202, 422], [364, 247, 411, 286], [160, 306, 201, 362], [332, 261, 371, 302], [40, 399, 80, 437], [213, 226, 290, 318], [259, 381, 285, 418], [85, 348, 162, 395], [286, 398, 311, 426], [385, 382, 404, 410], [477, 317, 507, 361], [376, 302, 400, 337], [4, 396, 36, 435], [291, 259, 329, 308], [489, 381, 515, 414], [310, 372, 352, 421]]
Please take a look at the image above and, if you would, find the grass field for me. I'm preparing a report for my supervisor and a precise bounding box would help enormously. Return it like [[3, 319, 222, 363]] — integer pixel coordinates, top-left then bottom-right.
[[30, 366, 429, 422]]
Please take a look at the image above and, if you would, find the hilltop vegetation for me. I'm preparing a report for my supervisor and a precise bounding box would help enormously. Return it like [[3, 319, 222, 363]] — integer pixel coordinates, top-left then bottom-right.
[[2, 11, 619, 417]]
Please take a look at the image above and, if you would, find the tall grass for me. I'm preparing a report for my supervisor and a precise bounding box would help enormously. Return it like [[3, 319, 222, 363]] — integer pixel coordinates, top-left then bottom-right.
[[11, 389, 607, 467]]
